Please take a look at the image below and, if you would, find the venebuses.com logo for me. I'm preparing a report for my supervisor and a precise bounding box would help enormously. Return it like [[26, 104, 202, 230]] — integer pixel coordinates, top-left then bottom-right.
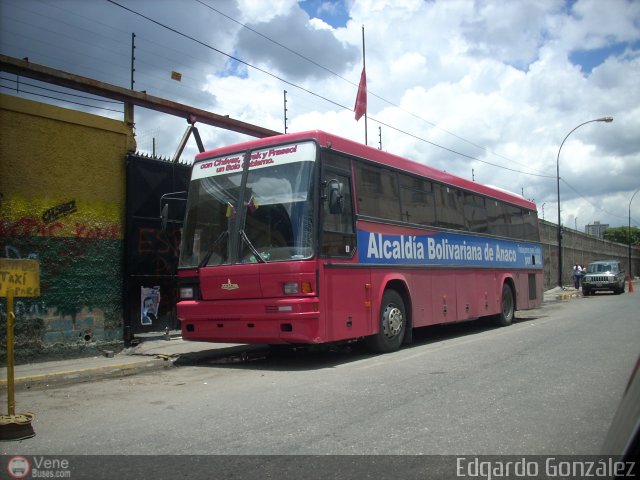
[[6, 456, 71, 478], [7, 456, 30, 479]]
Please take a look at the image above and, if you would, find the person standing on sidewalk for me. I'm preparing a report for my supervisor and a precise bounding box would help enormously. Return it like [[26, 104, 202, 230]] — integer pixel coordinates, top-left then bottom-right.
[[574, 264, 583, 289]]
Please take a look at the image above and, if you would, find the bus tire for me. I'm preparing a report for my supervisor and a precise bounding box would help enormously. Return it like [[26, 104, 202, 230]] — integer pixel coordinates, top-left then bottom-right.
[[494, 283, 514, 327], [365, 290, 406, 353]]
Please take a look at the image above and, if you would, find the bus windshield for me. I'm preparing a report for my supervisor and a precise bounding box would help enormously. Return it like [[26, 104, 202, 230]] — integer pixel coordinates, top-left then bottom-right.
[[179, 141, 316, 268]]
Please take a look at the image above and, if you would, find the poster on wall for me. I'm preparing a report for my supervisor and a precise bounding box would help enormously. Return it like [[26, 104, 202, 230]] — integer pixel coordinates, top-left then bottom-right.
[[140, 286, 161, 325]]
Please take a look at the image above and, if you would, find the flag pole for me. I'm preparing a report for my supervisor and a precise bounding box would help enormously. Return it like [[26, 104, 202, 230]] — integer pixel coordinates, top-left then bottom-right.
[[362, 25, 367, 145]]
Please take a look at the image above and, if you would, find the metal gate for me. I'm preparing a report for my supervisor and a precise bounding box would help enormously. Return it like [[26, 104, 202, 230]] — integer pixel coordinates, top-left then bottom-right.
[[123, 152, 190, 344]]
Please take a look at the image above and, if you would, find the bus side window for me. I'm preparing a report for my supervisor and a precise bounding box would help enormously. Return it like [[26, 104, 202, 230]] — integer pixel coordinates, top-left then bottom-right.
[[399, 174, 435, 225], [321, 171, 355, 257], [487, 200, 506, 237], [464, 193, 488, 233], [355, 163, 401, 221], [434, 184, 464, 230]]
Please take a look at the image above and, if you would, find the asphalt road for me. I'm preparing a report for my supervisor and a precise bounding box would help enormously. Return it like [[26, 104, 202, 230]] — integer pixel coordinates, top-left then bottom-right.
[[2, 291, 639, 458]]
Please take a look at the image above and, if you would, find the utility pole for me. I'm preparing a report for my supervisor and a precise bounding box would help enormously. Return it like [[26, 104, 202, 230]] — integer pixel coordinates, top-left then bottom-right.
[[283, 90, 288, 134], [130, 32, 136, 90], [125, 32, 136, 127]]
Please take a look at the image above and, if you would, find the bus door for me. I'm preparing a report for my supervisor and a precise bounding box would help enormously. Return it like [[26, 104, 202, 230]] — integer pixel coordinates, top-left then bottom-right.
[[319, 166, 371, 341]]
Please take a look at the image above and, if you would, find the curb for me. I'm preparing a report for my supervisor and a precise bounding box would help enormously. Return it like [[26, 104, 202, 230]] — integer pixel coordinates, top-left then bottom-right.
[[556, 290, 580, 300], [0, 344, 259, 391], [0, 357, 172, 390]]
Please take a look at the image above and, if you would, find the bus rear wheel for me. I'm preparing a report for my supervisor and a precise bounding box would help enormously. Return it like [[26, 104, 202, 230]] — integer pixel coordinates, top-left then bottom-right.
[[494, 283, 514, 327], [365, 290, 406, 353]]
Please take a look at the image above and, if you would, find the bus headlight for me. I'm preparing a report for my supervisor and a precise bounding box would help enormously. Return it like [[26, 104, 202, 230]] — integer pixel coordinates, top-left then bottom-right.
[[180, 287, 194, 300], [283, 281, 313, 295], [283, 282, 298, 294]]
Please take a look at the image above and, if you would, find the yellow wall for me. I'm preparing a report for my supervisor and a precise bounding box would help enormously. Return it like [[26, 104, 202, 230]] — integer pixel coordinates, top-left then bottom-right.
[[1, 94, 134, 237], [1, 94, 136, 361]]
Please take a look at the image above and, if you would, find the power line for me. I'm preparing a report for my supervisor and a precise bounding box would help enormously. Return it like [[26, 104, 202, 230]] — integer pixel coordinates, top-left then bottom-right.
[[367, 115, 555, 178], [35, 0, 225, 98], [3, 0, 554, 178], [3, 9, 130, 65], [104, 1, 353, 108], [1, 32, 130, 84], [195, 0, 549, 176], [0, 86, 123, 114], [105, 0, 552, 179], [39, 0, 132, 38], [561, 178, 630, 221], [20, 0, 209, 97], [3, 3, 227, 104], [1, 76, 123, 104], [193, 0, 354, 84], [4, 1, 631, 225]]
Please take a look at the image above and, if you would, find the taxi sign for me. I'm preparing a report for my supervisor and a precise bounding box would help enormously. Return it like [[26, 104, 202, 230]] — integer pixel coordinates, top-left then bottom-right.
[[0, 259, 40, 297]]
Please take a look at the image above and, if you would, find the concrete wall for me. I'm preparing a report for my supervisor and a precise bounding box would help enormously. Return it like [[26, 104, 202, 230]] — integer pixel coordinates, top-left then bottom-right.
[[1, 94, 135, 362], [539, 219, 640, 289]]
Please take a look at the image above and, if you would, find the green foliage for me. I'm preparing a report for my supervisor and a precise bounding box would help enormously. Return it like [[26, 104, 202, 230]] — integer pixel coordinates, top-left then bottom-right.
[[603, 226, 640, 245]]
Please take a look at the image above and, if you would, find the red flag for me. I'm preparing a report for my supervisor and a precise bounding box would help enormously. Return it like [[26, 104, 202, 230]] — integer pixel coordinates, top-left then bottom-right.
[[354, 67, 367, 121]]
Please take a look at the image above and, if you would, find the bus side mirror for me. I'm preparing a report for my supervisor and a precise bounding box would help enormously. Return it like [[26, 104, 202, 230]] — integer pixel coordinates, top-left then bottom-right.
[[159, 191, 187, 231], [328, 179, 344, 214]]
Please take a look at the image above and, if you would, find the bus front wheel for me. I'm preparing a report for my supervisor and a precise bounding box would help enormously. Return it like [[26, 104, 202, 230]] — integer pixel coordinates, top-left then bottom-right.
[[365, 290, 406, 353], [494, 283, 514, 327]]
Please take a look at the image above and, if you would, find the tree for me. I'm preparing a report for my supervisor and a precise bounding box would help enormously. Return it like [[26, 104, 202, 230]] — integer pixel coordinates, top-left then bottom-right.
[[603, 226, 640, 245]]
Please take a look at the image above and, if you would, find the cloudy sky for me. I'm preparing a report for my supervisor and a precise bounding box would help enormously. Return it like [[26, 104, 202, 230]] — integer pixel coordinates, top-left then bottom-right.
[[1, 0, 639, 230]]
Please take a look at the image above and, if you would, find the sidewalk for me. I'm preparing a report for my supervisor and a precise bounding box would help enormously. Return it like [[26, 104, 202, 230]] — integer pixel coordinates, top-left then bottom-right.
[[545, 276, 637, 301], [544, 285, 582, 301], [2, 282, 631, 391], [1, 337, 259, 391]]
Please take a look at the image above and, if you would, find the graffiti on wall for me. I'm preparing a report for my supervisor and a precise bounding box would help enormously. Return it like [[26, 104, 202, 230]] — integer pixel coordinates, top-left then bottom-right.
[[42, 200, 77, 223], [136, 227, 181, 276], [1, 196, 124, 360], [2, 216, 120, 240], [0, 93, 137, 361]]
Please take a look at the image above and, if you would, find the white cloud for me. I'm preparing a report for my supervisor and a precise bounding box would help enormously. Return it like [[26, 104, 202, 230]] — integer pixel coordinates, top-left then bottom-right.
[[1, 0, 639, 227], [236, 0, 297, 23]]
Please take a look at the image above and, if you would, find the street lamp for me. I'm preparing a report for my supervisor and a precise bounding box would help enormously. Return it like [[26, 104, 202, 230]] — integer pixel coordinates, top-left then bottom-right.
[[556, 116, 613, 288], [630, 187, 640, 279]]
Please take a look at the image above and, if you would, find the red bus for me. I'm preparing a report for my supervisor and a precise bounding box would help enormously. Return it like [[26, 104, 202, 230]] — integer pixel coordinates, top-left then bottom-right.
[[176, 130, 543, 353]]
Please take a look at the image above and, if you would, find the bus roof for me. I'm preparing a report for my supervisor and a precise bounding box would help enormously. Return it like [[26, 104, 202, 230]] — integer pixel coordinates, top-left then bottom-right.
[[194, 130, 537, 211]]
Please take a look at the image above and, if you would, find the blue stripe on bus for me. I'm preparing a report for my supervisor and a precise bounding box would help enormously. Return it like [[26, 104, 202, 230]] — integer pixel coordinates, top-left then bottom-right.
[[357, 229, 543, 269]]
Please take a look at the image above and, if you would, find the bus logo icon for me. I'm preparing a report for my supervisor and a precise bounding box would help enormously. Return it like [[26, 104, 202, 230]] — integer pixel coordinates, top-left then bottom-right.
[[7, 456, 30, 479], [221, 279, 239, 291]]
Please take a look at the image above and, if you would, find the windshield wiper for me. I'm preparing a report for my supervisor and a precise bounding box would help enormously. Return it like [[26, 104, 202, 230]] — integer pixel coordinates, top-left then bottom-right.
[[239, 229, 265, 263], [198, 230, 228, 267]]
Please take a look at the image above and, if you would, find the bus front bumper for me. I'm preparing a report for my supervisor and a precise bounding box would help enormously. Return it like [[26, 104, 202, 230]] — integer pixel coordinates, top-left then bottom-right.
[[177, 297, 322, 344]]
